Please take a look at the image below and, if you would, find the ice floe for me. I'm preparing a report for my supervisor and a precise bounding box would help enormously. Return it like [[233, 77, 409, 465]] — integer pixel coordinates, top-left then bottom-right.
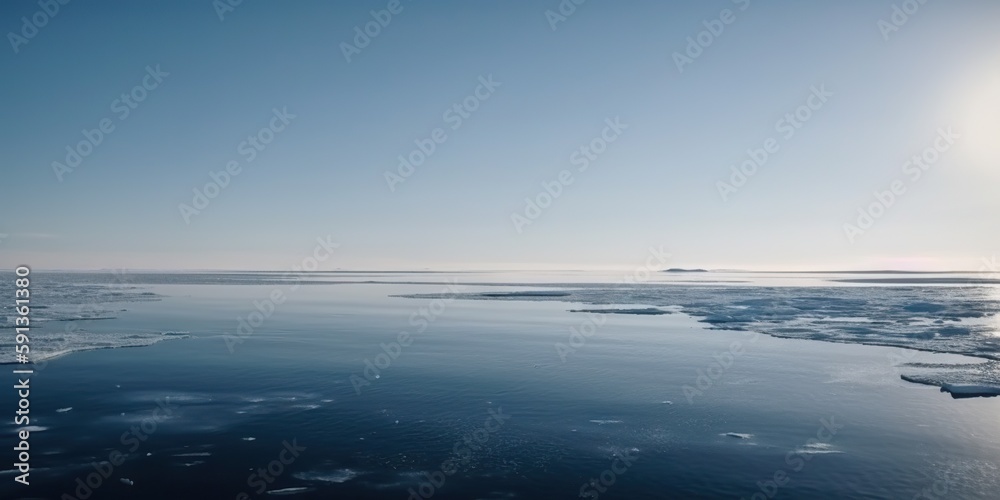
[[293, 468, 361, 483], [569, 307, 671, 315], [267, 487, 313, 495], [402, 284, 1000, 397], [796, 442, 843, 455]]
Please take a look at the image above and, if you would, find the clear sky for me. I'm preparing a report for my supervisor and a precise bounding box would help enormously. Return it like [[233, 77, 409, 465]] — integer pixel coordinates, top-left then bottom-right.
[[1, 0, 998, 271]]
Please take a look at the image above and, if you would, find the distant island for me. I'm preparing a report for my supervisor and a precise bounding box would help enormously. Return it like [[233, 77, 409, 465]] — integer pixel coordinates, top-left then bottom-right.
[[662, 268, 709, 273]]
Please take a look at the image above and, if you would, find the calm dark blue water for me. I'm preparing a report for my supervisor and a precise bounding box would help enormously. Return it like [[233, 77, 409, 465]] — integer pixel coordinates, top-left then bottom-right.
[[3, 273, 1000, 499]]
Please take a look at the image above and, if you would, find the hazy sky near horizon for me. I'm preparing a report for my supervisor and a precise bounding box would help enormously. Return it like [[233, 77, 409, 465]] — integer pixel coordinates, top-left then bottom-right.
[[1, 0, 998, 271]]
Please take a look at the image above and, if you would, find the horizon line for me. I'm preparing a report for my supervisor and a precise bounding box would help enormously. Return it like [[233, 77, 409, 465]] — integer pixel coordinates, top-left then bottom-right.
[[0, 268, 993, 274]]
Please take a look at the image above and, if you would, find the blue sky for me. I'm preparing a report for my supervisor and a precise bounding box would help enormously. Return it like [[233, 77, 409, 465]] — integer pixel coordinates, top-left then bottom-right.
[[1, 0, 998, 271]]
